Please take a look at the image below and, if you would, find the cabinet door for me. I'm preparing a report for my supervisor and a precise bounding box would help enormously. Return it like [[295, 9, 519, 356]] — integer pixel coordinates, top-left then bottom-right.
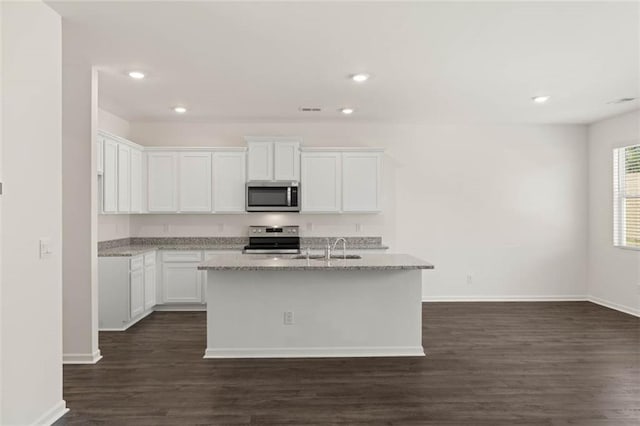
[[213, 151, 246, 212], [130, 148, 142, 213], [117, 144, 131, 212], [97, 137, 104, 175], [274, 141, 300, 181], [130, 268, 145, 318], [102, 139, 118, 213], [301, 152, 342, 213], [144, 264, 156, 310], [342, 152, 382, 212], [162, 262, 202, 303], [147, 152, 178, 212], [247, 142, 273, 181], [179, 152, 212, 212]]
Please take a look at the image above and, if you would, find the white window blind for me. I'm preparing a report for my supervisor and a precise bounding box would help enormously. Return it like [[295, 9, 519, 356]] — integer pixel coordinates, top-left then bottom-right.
[[613, 144, 640, 249]]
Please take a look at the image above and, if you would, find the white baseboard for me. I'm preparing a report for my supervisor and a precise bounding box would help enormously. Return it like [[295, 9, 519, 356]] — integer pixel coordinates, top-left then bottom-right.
[[99, 309, 154, 332], [63, 349, 102, 365], [204, 346, 425, 359], [422, 295, 588, 302], [588, 296, 640, 317], [154, 304, 206, 312], [32, 400, 68, 426]]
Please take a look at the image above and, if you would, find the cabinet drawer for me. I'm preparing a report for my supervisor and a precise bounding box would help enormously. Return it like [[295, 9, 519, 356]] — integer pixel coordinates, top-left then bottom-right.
[[162, 251, 203, 262], [130, 256, 144, 271], [144, 252, 156, 266], [204, 250, 239, 261]]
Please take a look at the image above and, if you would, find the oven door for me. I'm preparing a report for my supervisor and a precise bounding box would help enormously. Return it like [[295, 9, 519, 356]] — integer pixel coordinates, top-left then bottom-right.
[[246, 184, 300, 212]]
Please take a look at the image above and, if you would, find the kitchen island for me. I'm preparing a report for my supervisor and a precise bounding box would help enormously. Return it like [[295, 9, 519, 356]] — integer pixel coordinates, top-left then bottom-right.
[[198, 253, 433, 359]]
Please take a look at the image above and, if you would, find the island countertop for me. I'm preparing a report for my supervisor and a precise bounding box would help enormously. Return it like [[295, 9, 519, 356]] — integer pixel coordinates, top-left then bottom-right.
[[197, 253, 434, 271]]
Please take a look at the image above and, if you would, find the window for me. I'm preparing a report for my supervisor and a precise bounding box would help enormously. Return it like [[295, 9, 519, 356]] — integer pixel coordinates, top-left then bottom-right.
[[614, 144, 640, 249]]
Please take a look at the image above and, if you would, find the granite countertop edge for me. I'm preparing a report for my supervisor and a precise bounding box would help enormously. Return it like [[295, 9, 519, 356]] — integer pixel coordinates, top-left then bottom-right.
[[98, 244, 390, 257], [197, 264, 432, 271]]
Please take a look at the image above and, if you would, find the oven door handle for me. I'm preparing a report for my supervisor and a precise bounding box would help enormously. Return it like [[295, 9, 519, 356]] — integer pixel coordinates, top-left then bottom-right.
[[287, 187, 291, 206]]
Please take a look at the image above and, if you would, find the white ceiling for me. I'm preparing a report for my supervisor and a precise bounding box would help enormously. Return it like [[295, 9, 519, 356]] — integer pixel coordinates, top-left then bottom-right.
[[48, 1, 639, 124]]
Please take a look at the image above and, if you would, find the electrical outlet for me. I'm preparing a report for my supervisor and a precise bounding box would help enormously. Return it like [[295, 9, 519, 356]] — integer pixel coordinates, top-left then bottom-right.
[[163, 224, 169, 233], [466, 274, 473, 285], [306, 223, 313, 231], [283, 311, 294, 325], [218, 223, 224, 233], [356, 223, 362, 232]]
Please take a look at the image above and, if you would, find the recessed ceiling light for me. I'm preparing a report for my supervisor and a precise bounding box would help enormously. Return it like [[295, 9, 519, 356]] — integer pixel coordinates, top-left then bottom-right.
[[128, 71, 145, 79], [351, 73, 370, 83], [173, 106, 187, 114], [340, 108, 354, 115], [532, 95, 550, 103]]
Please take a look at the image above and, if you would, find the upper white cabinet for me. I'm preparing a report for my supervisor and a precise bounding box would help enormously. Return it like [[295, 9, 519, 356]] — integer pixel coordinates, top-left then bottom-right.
[[301, 152, 342, 213], [274, 141, 300, 181], [342, 152, 382, 213], [301, 149, 383, 214], [247, 141, 273, 181], [97, 137, 104, 175], [102, 138, 119, 213], [246, 138, 300, 181], [99, 131, 144, 215], [130, 148, 143, 213], [213, 151, 246, 212], [179, 152, 212, 212], [117, 144, 131, 213], [147, 152, 178, 212]]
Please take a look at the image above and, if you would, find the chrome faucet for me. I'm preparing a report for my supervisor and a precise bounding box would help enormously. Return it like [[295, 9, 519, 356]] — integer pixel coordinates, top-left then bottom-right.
[[324, 238, 332, 260], [332, 237, 347, 260]]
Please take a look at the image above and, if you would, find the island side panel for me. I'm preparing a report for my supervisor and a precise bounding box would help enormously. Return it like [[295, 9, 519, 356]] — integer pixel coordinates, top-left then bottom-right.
[[204, 269, 423, 358]]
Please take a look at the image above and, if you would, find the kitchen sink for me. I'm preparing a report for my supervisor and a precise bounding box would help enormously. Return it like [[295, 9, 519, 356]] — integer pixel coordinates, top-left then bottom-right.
[[292, 254, 362, 260]]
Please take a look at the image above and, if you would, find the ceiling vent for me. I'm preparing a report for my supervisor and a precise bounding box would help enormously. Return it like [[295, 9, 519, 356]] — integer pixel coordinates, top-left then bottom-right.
[[298, 107, 322, 112], [607, 97, 637, 104]]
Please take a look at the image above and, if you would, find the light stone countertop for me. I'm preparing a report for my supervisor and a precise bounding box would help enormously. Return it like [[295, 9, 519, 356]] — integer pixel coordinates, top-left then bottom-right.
[[197, 253, 434, 271], [97, 237, 388, 257]]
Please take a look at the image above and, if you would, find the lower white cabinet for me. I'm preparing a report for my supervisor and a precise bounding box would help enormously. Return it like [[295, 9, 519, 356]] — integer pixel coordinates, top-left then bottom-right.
[[161, 251, 204, 304], [144, 252, 156, 310], [130, 268, 145, 318], [98, 251, 157, 331]]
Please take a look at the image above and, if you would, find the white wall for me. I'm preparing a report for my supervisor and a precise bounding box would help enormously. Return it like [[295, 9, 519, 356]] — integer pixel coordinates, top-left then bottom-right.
[[1, 1, 67, 424], [130, 121, 589, 300], [588, 110, 640, 316], [97, 108, 130, 241], [98, 108, 130, 138], [62, 26, 100, 363]]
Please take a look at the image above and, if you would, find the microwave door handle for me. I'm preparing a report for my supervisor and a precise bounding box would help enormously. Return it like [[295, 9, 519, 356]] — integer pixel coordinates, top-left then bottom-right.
[[287, 187, 291, 206]]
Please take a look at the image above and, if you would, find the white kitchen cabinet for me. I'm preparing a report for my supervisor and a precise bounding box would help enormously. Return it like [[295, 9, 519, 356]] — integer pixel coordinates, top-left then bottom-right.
[[130, 148, 143, 213], [301, 152, 342, 213], [213, 151, 246, 212], [102, 138, 119, 213], [179, 152, 212, 212], [97, 137, 104, 175], [342, 152, 382, 213], [147, 152, 178, 212], [247, 141, 273, 181], [274, 141, 300, 181], [246, 138, 300, 181], [117, 144, 131, 212], [98, 252, 155, 331], [144, 252, 156, 310], [130, 268, 145, 318], [161, 251, 204, 304]]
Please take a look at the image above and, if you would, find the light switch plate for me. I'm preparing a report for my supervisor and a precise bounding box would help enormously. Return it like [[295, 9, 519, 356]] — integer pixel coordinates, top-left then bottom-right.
[[39, 238, 52, 259]]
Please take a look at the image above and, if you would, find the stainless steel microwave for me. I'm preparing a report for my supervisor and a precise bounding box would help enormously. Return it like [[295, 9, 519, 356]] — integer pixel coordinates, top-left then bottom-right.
[[246, 181, 300, 212]]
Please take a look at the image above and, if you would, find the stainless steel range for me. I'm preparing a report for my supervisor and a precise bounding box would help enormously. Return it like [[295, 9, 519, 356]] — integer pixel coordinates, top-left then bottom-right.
[[242, 226, 301, 254]]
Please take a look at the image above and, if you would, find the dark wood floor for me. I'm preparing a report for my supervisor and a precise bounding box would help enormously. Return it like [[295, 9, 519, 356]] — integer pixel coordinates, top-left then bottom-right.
[[55, 302, 639, 425]]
